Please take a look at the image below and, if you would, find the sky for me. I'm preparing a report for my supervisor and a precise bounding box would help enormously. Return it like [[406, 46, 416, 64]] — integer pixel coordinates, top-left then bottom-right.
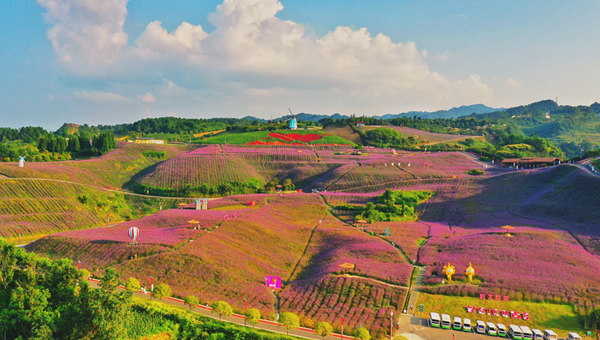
[[1, 0, 599, 130]]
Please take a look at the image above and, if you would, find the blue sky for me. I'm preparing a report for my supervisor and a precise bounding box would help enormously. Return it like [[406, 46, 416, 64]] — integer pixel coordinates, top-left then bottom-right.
[[1, 0, 599, 130]]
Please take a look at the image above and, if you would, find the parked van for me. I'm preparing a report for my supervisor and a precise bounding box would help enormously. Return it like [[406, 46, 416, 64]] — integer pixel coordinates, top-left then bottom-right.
[[487, 322, 498, 336], [531, 329, 543, 340], [567, 332, 582, 340], [463, 318, 472, 332], [497, 324, 507, 338], [509, 325, 523, 340], [543, 329, 557, 340], [520, 326, 533, 340], [452, 317, 462, 330], [475, 320, 486, 334], [429, 312, 440, 328], [441, 314, 451, 329]]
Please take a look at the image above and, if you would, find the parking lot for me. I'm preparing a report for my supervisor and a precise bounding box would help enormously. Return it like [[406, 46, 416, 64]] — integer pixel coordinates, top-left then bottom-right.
[[399, 314, 517, 340]]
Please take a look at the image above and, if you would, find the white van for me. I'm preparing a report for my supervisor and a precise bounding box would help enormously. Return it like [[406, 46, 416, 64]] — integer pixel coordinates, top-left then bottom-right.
[[429, 312, 440, 328], [567, 332, 582, 340], [475, 320, 486, 334], [487, 322, 498, 336], [463, 318, 472, 332], [531, 329, 543, 340], [441, 314, 451, 329], [452, 317, 462, 330], [543, 329, 557, 340], [520, 326, 533, 340], [509, 325, 523, 340], [497, 323, 507, 337]]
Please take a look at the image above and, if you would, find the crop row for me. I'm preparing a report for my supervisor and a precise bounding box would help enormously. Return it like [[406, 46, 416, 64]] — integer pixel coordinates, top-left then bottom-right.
[[279, 275, 406, 338], [138, 155, 260, 188]]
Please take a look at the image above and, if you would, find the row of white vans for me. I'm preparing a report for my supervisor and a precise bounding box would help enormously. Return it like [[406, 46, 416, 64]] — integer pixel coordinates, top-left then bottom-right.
[[429, 313, 582, 340]]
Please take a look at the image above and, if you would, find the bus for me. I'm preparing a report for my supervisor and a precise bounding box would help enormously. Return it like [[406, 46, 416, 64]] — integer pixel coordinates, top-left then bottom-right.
[[475, 320, 486, 334], [543, 329, 557, 340], [497, 324, 508, 338], [567, 333, 582, 340], [463, 319, 472, 332], [509, 325, 523, 340], [520, 326, 533, 340], [441, 314, 451, 329], [487, 322, 498, 336], [531, 329, 543, 340], [452, 317, 462, 330], [429, 312, 440, 328]]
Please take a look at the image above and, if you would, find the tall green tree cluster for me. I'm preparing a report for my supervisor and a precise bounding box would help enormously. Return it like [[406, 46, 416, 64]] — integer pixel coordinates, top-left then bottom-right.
[[0, 241, 132, 340]]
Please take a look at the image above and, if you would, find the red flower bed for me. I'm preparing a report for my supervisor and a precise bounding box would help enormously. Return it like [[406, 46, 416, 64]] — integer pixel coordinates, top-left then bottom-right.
[[247, 140, 304, 145], [268, 133, 323, 143]]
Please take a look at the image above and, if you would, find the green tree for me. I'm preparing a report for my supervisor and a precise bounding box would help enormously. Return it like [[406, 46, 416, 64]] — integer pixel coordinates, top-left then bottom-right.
[[246, 308, 261, 327], [211, 301, 233, 320], [354, 327, 371, 340], [279, 312, 300, 335], [184, 295, 199, 310], [68, 136, 80, 152], [100, 268, 121, 293], [153, 283, 172, 300], [314, 321, 333, 338], [282, 178, 295, 191], [125, 277, 141, 291], [80, 268, 91, 280], [37, 135, 48, 152]]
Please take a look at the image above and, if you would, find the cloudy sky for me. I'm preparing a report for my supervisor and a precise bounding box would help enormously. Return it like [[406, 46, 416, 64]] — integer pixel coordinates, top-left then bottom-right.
[[2, 0, 599, 130]]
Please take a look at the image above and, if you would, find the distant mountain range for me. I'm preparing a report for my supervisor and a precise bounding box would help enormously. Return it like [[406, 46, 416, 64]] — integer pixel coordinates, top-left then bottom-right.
[[266, 104, 502, 122]]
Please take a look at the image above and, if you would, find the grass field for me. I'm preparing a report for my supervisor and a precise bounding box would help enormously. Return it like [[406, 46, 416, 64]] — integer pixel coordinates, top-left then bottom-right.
[[415, 293, 582, 338]]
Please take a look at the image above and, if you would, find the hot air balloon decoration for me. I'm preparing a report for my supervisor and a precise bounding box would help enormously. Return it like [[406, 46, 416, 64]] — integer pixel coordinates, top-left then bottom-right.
[[465, 263, 476, 282], [128, 226, 139, 245], [442, 262, 455, 282]]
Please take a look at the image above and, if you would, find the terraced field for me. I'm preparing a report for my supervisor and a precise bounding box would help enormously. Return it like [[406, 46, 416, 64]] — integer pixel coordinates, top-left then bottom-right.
[[4, 137, 600, 337]]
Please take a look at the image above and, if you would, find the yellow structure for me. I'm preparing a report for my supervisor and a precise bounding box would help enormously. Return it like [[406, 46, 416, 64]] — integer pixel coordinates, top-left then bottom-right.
[[129, 138, 165, 144], [465, 263, 476, 282], [443, 263, 455, 281]]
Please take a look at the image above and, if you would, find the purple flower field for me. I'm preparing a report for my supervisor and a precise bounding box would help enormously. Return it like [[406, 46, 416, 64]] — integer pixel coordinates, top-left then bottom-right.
[[27, 207, 251, 269], [419, 229, 600, 303]]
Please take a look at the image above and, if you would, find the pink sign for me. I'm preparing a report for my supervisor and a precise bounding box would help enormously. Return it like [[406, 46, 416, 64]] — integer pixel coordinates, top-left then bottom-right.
[[266, 276, 281, 289]]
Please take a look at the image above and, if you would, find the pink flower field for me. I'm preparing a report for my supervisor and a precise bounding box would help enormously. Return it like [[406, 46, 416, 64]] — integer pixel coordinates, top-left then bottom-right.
[[419, 229, 600, 303], [27, 207, 251, 269]]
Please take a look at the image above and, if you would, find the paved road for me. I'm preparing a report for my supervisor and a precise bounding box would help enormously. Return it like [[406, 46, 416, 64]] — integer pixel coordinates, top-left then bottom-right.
[[399, 315, 499, 340]]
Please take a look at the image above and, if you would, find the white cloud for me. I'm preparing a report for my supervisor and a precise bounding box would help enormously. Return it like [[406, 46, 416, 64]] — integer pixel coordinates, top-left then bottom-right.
[[37, 0, 129, 75], [505, 77, 522, 89], [135, 21, 208, 63], [437, 51, 451, 61], [138, 92, 156, 103], [40, 0, 495, 117], [73, 90, 131, 102]]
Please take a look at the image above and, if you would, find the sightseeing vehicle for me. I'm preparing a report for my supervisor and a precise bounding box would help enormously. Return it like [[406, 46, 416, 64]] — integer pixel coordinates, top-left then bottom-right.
[[440, 314, 451, 329], [463, 318, 472, 332], [487, 322, 498, 336], [567, 333, 582, 340], [452, 317, 462, 330], [531, 329, 543, 340], [497, 324, 508, 337], [543, 329, 557, 340], [475, 320, 486, 334], [520, 326, 533, 340], [509, 325, 523, 340], [429, 312, 440, 328]]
